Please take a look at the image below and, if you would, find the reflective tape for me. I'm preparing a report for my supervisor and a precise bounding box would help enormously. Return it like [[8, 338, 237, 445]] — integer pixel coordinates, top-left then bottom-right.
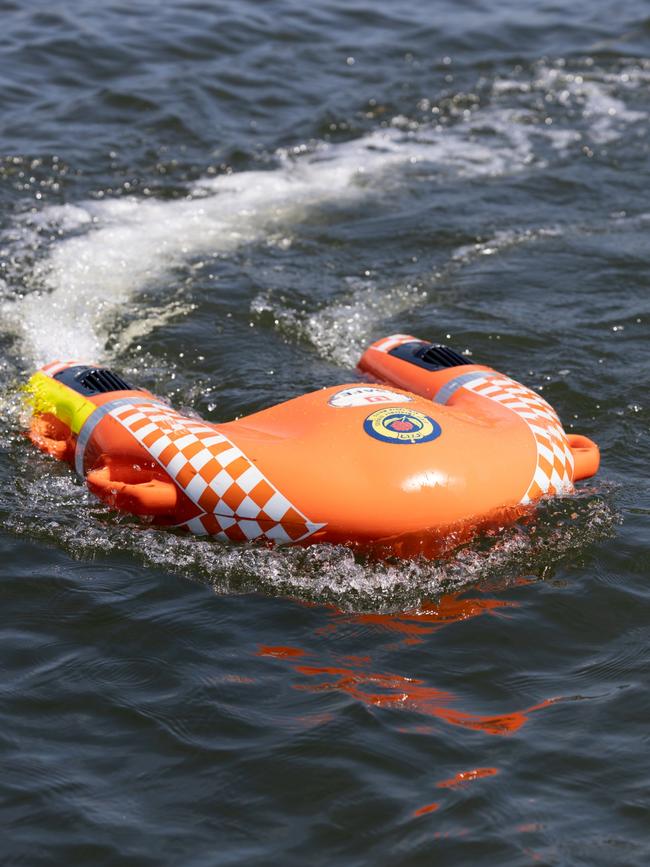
[[74, 397, 167, 477], [433, 371, 497, 405]]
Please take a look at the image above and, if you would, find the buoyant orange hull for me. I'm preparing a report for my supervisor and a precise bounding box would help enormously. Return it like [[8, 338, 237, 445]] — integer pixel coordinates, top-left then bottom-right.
[[26, 336, 599, 558]]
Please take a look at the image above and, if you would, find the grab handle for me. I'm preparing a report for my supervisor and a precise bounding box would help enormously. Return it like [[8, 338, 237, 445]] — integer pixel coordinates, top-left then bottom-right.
[[566, 434, 600, 481], [86, 465, 178, 516]]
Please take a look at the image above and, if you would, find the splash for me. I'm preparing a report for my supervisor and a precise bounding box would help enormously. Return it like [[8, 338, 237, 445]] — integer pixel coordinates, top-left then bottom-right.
[[1, 125, 525, 366], [0, 446, 618, 611], [0, 358, 619, 612], [451, 226, 563, 264], [493, 61, 647, 144], [0, 60, 630, 605], [251, 278, 428, 368]]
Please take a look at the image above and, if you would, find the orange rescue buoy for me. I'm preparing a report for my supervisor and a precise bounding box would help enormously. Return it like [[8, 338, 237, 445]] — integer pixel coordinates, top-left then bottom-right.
[[25, 335, 600, 557]]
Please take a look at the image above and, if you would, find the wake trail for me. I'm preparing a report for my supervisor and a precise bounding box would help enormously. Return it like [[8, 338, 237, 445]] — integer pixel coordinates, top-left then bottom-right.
[[0, 60, 646, 367]]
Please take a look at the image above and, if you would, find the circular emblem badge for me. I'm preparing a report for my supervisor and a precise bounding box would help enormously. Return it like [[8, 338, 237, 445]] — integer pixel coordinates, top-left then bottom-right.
[[363, 408, 442, 445]]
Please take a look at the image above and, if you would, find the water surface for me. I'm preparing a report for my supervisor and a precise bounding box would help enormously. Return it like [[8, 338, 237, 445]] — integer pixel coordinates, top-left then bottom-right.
[[1, 1, 649, 863]]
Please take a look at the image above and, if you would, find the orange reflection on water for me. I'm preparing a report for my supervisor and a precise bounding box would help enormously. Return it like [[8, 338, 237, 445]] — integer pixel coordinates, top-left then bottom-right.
[[518, 823, 544, 833], [319, 593, 518, 645], [260, 650, 562, 737], [414, 802, 440, 816], [258, 588, 559, 737], [430, 697, 561, 735], [258, 645, 306, 659], [414, 767, 500, 818], [293, 664, 454, 709], [436, 767, 499, 788]]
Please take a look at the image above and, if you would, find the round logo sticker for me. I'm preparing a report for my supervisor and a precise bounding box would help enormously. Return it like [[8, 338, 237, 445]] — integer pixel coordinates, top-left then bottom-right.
[[328, 386, 413, 408], [363, 408, 442, 445]]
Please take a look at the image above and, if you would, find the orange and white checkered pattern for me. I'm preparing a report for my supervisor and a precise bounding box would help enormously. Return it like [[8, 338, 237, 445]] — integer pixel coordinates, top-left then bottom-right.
[[108, 401, 324, 544], [463, 375, 575, 504]]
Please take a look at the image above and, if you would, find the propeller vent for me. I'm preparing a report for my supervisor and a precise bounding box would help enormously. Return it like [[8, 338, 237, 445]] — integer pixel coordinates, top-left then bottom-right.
[[54, 365, 133, 395]]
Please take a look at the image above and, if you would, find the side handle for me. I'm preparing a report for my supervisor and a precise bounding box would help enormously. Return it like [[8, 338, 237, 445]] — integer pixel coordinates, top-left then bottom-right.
[[566, 434, 600, 481], [86, 465, 178, 516]]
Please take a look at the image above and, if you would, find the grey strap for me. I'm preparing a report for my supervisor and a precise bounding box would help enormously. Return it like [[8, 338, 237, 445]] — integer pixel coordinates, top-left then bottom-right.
[[433, 371, 497, 405], [75, 397, 166, 477]]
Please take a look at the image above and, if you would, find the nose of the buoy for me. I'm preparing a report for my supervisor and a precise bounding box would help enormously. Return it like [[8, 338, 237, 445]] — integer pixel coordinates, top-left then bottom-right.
[[566, 434, 600, 481]]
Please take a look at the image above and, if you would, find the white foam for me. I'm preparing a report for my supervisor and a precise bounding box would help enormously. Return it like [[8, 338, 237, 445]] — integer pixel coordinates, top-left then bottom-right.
[[494, 62, 647, 145], [1, 470, 617, 611], [252, 277, 428, 368], [3, 127, 500, 366], [0, 119, 553, 366], [580, 82, 645, 143], [452, 226, 563, 262], [251, 222, 570, 366]]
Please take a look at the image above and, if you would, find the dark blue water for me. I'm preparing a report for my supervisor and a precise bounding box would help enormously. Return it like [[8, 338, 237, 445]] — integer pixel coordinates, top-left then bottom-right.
[[1, 1, 649, 863]]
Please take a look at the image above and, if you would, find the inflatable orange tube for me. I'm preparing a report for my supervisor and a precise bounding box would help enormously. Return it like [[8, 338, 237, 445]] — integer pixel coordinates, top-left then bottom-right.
[[25, 336, 599, 558]]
